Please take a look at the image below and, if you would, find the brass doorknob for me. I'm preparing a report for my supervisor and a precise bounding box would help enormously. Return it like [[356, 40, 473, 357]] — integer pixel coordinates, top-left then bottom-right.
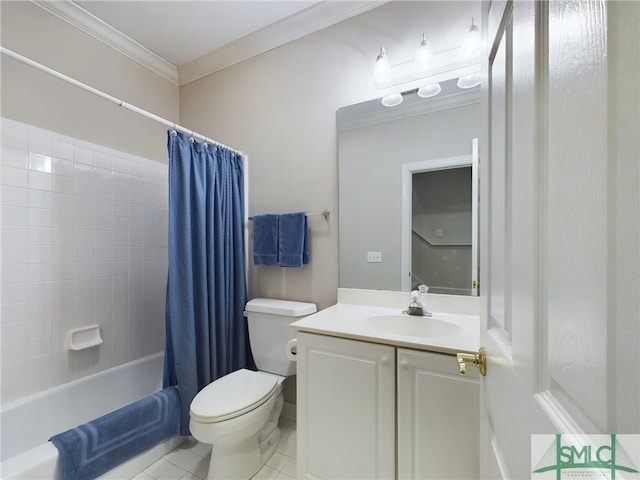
[[456, 347, 487, 376]]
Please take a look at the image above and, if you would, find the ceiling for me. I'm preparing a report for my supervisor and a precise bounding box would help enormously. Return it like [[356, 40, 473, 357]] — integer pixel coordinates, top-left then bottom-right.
[[33, 0, 389, 86]]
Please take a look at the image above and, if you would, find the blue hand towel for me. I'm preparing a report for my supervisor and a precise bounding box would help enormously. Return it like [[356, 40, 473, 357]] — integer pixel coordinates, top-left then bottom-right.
[[50, 387, 181, 480], [253, 214, 279, 265], [279, 212, 309, 267]]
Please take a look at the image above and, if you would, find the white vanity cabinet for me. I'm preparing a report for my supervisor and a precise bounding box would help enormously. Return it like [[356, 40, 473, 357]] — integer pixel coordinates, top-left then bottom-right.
[[397, 348, 479, 479], [296, 332, 479, 480], [296, 332, 396, 479]]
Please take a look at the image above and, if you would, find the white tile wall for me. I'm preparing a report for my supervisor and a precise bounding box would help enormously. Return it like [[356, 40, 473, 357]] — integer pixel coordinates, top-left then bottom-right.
[[1, 119, 169, 404]]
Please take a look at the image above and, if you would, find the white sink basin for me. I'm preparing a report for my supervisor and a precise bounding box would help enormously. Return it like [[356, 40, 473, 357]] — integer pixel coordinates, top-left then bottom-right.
[[364, 314, 464, 338]]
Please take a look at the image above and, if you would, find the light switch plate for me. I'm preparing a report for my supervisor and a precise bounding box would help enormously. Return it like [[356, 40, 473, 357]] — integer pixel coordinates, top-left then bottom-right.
[[367, 251, 382, 263]]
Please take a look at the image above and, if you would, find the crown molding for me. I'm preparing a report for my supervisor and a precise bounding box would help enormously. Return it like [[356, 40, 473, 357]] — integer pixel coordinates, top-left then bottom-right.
[[32, 0, 389, 87], [32, 0, 180, 85], [177, 0, 391, 85]]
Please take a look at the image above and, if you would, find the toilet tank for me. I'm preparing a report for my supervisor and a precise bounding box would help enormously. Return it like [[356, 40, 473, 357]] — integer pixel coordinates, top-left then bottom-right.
[[245, 298, 317, 376]]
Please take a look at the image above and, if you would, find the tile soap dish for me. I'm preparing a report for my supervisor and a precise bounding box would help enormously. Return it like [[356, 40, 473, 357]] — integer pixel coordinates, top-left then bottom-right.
[[67, 325, 103, 351]]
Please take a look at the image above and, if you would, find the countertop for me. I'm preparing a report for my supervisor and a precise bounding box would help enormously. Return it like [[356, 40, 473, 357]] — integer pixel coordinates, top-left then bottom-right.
[[291, 301, 480, 355]]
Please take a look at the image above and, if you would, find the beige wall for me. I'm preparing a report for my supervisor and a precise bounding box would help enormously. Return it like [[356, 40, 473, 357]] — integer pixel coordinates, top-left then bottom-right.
[[1, 1, 479, 310], [180, 1, 480, 309], [0, 1, 179, 162], [0, 0, 480, 404]]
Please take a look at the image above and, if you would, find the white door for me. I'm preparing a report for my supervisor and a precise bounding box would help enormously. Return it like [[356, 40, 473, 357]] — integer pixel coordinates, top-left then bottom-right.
[[479, 1, 640, 479]]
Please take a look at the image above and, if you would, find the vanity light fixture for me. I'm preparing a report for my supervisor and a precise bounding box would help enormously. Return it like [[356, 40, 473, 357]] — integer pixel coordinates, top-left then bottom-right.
[[417, 83, 442, 98], [372, 19, 482, 104], [377, 34, 440, 106], [415, 34, 442, 100], [457, 72, 481, 89], [373, 47, 390, 84], [459, 18, 480, 61], [414, 33, 433, 71], [456, 18, 482, 89], [381, 92, 403, 107]]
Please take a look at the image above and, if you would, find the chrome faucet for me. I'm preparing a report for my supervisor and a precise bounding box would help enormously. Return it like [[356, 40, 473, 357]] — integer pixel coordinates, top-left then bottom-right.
[[404, 285, 432, 317]]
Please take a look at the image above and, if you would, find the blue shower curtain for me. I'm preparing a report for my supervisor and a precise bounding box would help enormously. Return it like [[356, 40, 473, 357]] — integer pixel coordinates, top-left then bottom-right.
[[163, 131, 253, 435]]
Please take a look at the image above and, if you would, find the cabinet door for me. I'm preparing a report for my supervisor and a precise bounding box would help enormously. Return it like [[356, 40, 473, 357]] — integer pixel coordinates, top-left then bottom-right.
[[297, 332, 395, 480], [397, 349, 479, 479]]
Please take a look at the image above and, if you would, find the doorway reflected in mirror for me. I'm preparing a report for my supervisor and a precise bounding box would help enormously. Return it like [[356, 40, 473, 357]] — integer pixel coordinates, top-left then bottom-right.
[[412, 167, 472, 294]]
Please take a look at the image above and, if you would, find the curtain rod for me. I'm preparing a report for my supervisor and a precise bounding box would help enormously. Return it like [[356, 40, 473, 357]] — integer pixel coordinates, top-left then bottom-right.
[[0, 46, 244, 156]]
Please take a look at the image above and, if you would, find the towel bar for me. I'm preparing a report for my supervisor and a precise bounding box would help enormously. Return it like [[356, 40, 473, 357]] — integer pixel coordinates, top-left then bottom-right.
[[248, 209, 330, 221]]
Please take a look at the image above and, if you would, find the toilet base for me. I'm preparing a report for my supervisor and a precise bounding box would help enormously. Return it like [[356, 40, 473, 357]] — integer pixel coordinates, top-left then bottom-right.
[[204, 393, 285, 480], [207, 431, 261, 480]]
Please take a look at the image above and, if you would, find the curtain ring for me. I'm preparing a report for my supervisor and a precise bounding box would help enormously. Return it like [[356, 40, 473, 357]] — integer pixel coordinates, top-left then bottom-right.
[[189, 132, 195, 143]]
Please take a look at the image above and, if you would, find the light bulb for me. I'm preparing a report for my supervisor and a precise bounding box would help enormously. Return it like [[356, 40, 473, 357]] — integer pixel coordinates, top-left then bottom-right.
[[417, 83, 441, 98], [457, 72, 481, 89], [373, 47, 390, 84], [415, 34, 433, 71], [459, 19, 481, 61], [381, 93, 403, 107]]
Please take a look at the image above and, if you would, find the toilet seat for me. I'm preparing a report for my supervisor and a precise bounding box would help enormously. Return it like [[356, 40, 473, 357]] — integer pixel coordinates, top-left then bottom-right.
[[190, 369, 280, 423]]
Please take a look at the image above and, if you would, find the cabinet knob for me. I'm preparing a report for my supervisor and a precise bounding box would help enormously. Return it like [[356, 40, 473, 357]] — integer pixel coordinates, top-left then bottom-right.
[[381, 356, 389, 365], [399, 360, 409, 370]]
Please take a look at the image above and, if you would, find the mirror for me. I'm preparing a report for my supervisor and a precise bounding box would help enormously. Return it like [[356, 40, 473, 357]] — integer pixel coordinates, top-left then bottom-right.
[[338, 78, 480, 294]]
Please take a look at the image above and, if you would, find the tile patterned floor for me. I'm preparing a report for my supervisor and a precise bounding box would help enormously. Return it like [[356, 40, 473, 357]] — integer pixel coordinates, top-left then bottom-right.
[[131, 418, 297, 480]]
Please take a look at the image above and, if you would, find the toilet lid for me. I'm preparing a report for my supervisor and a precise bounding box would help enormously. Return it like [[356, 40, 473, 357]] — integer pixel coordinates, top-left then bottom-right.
[[190, 369, 280, 423]]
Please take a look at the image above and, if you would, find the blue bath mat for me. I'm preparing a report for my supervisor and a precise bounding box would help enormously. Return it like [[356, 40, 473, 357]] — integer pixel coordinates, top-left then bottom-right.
[[50, 386, 180, 480]]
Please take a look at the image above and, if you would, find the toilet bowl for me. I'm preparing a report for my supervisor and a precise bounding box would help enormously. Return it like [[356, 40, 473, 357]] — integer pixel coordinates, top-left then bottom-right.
[[189, 298, 317, 480], [189, 369, 285, 479]]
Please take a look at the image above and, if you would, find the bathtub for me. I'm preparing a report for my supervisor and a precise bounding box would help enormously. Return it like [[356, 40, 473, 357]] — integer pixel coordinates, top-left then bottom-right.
[[0, 352, 186, 479]]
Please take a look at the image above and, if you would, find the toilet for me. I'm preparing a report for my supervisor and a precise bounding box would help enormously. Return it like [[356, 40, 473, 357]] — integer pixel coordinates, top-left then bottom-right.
[[189, 298, 317, 480]]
